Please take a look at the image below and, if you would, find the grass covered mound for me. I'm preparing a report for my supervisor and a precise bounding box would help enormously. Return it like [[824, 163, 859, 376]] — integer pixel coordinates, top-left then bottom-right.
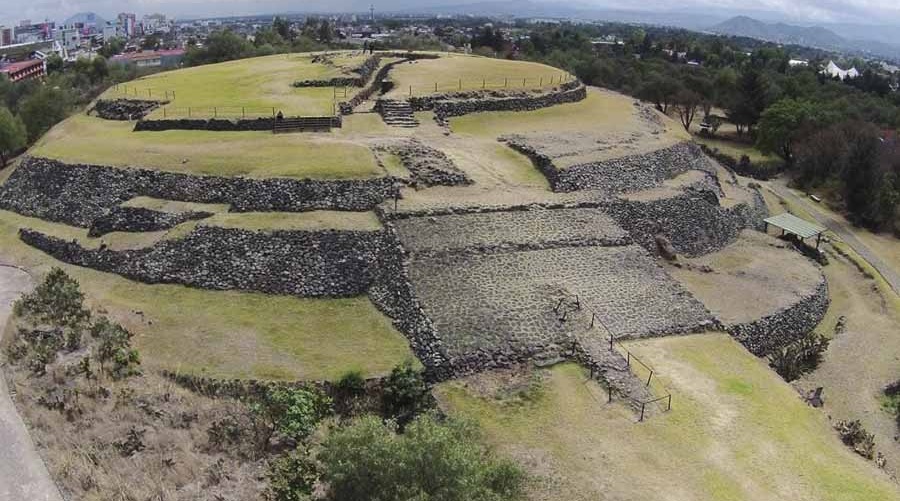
[[31, 114, 386, 179], [103, 52, 372, 117], [438, 334, 899, 501]]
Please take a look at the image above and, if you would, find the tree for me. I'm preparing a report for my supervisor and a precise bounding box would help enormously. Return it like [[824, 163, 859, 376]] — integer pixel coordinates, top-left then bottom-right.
[[249, 386, 332, 449], [319, 414, 526, 501], [19, 87, 68, 141], [45, 53, 64, 74], [382, 360, 431, 427], [14, 268, 90, 328], [90, 317, 140, 378], [0, 106, 26, 166], [98, 37, 124, 58], [726, 69, 771, 136], [673, 89, 702, 131], [756, 99, 818, 165], [637, 73, 682, 114], [273, 17, 293, 41], [141, 34, 161, 51]]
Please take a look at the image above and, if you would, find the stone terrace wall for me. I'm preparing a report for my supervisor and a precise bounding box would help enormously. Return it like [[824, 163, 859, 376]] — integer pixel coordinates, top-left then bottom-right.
[[408, 80, 586, 123], [88, 207, 212, 237], [725, 277, 829, 356], [376, 140, 472, 187], [0, 157, 400, 228], [133, 116, 342, 132], [91, 99, 167, 120], [20, 226, 388, 297], [606, 190, 754, 257], [507, 140, 710, 193], [293, 55, 381, 88]]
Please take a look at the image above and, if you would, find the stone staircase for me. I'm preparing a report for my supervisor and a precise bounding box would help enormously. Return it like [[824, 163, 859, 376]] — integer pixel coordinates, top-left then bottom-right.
[[273, 117, 337, 134], [376, 99, 419, 128]]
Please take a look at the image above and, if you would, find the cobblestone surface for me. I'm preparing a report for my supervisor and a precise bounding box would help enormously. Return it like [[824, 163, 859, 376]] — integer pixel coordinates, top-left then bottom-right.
[[406, 245, 713, 359], [394, 207, 631, 254]]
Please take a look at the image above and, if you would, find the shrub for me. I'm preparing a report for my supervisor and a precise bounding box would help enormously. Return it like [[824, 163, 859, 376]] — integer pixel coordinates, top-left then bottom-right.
[[336, 370, 366, 397], [14, 267, 90, 329], [768, 331, 830, 382], [90, 317, 140, 379], [249, 386, 332, 449], [835, 420, 876, 460], [319, 413, 526, 501], [382, 360, 431, 427], [265, 449, 319, 501]]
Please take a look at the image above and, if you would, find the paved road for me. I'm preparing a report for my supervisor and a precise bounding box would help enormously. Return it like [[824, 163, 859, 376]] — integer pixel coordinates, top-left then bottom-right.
[[769, 184, 900, 296], [0, 265, 63, 501]]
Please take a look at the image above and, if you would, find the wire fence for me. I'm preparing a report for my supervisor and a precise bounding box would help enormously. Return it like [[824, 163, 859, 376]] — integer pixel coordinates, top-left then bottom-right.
[[404, 72, 576, 97], [110, 83, 178, 101], [576, 304, 673, 422]]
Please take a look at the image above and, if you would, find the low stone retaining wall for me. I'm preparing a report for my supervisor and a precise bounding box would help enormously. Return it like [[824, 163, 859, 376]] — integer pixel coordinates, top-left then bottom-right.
[[91, 98, 167, 120], [508, 140, 710, 194], [21, 226, 388, 297], [293, 55, 381, 88], [408, 80, 586, 123], [376, 140, 472, 187], [0, 157, 400, 228], [133, 116, 342, 132], [725, 277, 829, 356], [88, 207, 212, 237], [339, 58, 408, 114]]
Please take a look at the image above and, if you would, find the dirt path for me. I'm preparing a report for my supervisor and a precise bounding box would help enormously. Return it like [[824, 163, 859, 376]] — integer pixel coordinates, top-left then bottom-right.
[[0, 265, 63, 501], [768, 181, 900, 296]]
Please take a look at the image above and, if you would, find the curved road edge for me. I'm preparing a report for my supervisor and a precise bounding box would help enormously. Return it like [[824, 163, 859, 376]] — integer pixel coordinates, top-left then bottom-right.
[[0, 264, 64, 501]]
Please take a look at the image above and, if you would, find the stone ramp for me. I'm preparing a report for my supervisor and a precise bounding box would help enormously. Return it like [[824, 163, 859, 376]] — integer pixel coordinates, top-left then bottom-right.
[[575, 330, 655, 408]]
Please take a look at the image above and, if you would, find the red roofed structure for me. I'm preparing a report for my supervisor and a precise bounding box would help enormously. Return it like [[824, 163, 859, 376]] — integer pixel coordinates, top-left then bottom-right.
[[0, 59, 45, 82]]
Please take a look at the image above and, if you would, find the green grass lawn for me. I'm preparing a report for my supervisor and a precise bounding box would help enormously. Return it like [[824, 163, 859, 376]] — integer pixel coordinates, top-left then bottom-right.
[[31, 114, 386, 179], [0, 209, 414, 381], [438, 333, 899, 501], [693, 134, 774, 164], [385, 54, 568, 98], [450, 87, 690, 144], [104, 52, 370, 117]]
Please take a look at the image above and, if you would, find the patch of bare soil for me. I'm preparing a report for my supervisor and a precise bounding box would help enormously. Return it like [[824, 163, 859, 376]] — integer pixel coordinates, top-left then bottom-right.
[[668, 230, 823, 325]]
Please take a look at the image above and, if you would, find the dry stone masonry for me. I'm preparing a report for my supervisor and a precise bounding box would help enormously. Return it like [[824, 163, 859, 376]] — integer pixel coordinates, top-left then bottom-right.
[[293, 55, 381, 88], [408, 79, 587, 125], [376, 141, 472, 187], [0, 157, 401, 228], [88, 206, 213, 237], [91, 98, 167, 120]]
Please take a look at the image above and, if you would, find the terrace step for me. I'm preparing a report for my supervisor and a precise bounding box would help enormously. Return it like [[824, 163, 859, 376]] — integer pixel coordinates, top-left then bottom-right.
[[376, 99, 419, 128], [272, 117, 339, 134]]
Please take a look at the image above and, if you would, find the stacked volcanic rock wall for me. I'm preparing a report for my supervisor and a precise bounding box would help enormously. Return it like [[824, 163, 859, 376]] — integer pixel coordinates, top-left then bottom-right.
[[293, 56, 381, 87], [339, 58, 409, 114], [133, 116, 342, 132], [367, 223, 452, 381], [725, 277, 829, 356], [507, 140, 711, 193], [408, 80, 586, 123], [92, 99, 167, 120], [20, 226, 387, 297], [0, 157, 400, 228], [376, 141, 472, 187], [88, 207, 212, 237], [606, 191, 749, 258]]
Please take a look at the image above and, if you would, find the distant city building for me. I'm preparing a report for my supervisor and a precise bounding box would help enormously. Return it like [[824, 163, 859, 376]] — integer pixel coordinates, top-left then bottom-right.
[[55, 26, 81, 53], [118, 13, 137, 38], [110, 48, 184, 68], [788, 59, 809, 67], [14, 22, 53, 44], [0, 27, 13, 47], [0, 59, 46, 82], [822, 60, 859, 80]]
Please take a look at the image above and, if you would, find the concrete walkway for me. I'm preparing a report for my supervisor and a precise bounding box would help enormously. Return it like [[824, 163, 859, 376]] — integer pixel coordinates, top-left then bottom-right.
[[769, 183, 900, 296], [0, 265, 63, 501]]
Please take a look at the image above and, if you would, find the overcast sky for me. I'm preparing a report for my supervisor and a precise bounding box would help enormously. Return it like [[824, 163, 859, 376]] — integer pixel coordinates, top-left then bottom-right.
[[2, 0, 900, 28]]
